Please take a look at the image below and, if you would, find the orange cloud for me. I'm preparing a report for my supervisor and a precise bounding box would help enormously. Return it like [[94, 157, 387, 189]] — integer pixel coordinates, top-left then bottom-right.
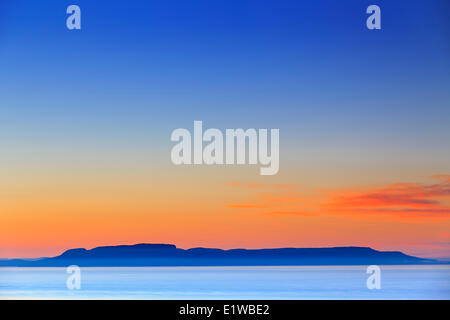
[[226, 203, 272, 209], [324, 176, 450, 217], [226, 182, 295, 189], [226, 182, 263, 188], [256, 192, 311, 204], [262, 211, 314, 217], [433, 174, 450, 183], [226, 175, 450, 220]]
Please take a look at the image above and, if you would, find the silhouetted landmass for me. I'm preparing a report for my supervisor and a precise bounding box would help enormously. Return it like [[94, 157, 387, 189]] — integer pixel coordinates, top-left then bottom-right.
[[0, 243, 439, 267]]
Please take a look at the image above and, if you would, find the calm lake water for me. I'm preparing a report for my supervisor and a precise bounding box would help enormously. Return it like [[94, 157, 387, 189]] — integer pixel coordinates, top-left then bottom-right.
[[0, 265, 449, 299]]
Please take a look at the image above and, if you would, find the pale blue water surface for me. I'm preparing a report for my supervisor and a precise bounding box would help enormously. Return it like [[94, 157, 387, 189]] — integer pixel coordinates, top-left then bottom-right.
[[0, 265, 449, 299]]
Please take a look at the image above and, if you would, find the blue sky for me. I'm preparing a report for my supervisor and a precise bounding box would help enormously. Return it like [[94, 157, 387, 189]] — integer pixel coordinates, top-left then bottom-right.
[[0, 0, 450, 259], [1, 0, 449, 179]]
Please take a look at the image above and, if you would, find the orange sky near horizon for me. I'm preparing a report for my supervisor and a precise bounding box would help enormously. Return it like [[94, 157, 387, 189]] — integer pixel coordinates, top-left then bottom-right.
[[1, 162, 449, 259], [1, 0, 449, 265]]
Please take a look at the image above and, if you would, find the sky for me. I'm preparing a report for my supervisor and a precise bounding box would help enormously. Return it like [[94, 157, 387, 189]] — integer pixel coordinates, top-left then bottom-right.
[[0, 0, 449, 259]]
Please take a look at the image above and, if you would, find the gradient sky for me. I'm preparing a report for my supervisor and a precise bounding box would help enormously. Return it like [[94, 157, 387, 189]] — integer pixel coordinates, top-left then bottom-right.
[[0, 0, 449, 259]]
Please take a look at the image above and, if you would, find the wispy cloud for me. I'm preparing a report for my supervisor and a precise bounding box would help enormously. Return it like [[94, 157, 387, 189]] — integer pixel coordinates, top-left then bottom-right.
[[433, 174, 450, 183], [262, 211, 314, 217], [226, 203, 273, 209], [324, 176, 450, 217], [226, 175, 450, 220], [226, 182, 295, 189]]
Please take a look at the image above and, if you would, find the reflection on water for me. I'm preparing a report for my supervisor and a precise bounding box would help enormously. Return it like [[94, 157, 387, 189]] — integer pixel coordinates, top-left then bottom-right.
[[0, 265, 449, 299]]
